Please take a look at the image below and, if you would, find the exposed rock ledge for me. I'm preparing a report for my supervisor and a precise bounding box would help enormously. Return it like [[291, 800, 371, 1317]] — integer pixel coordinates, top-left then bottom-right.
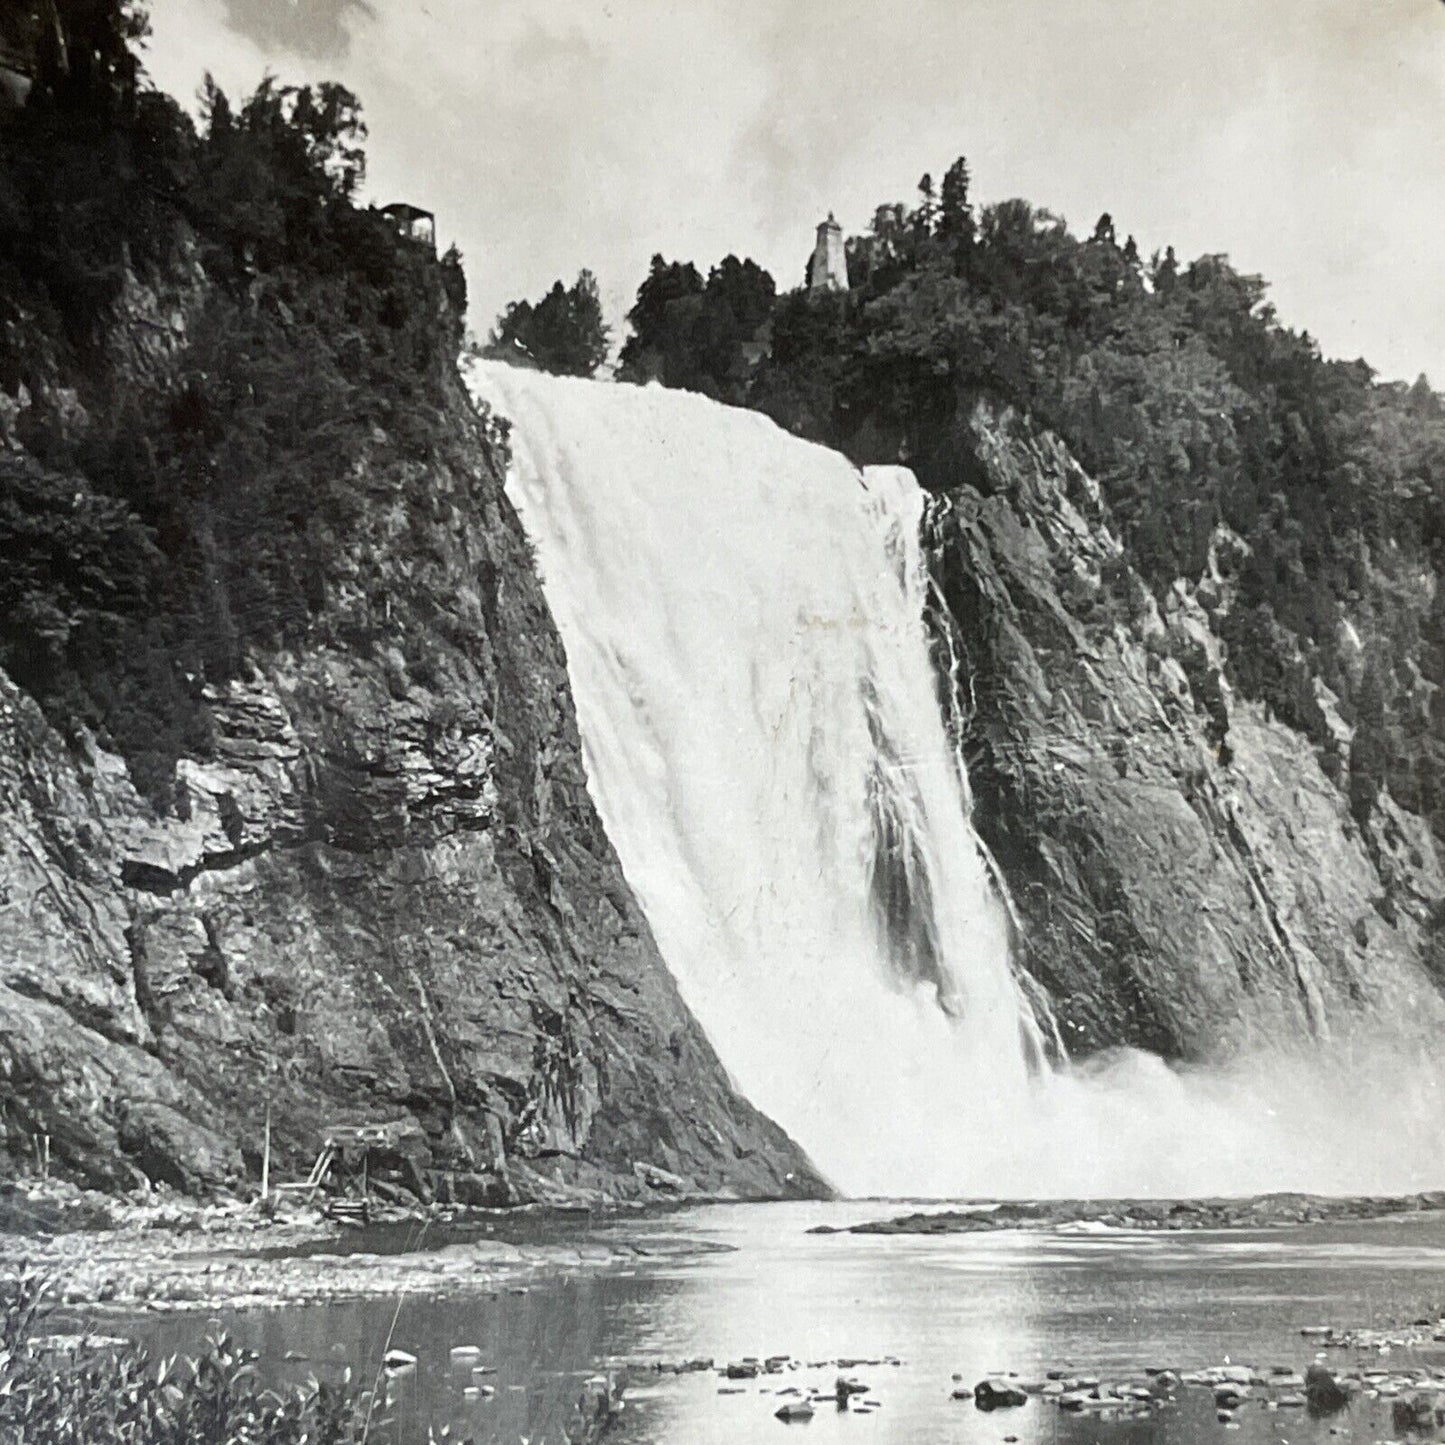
[[930, 404, 1445, 1059], [809, 1191, 1445, 1235], [0, 362, 824, 1206]]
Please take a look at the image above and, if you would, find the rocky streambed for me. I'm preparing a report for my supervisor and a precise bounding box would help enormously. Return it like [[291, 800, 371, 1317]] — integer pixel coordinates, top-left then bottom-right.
[[0, 1181, 724, 1316], [10, 1195, 1445, 1442], [652, 1350, 1445, 1433], [9, 1185, 1445, 1319]]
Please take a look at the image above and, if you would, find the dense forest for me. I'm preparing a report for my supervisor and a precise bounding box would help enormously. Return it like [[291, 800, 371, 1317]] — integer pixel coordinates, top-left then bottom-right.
[[0, 0, 479, 804], [611, 161, 1445, 858], [5, 2, 1444, 868]]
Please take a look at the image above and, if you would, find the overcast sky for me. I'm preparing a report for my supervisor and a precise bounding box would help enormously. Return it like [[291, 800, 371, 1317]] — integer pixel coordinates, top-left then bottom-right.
[[145, 0, 1443, 383]]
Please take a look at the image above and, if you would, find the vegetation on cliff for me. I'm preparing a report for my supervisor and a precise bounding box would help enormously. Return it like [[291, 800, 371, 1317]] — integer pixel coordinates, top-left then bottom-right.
[[616, 253, 777, 401], [0, 2, 824, 1203], [486, 268, 609, 376], [0, 0, 474, 804], [621, 161, 1445, 862]]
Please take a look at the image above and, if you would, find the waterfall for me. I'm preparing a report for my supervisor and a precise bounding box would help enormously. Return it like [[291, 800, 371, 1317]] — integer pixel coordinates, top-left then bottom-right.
[[469, 362, 1444, 1200]]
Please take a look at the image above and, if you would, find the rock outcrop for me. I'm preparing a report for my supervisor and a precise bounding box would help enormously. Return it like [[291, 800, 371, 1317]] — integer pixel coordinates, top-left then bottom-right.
[[928, 403, 1445, 1058], [0, 345, 824, 1204]]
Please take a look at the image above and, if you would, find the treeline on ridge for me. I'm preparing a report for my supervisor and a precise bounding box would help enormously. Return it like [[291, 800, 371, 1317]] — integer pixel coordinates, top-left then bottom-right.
[[0, 0, 476, 803], [4, 2, 1444, 879], [503, 159, 1445, 861]]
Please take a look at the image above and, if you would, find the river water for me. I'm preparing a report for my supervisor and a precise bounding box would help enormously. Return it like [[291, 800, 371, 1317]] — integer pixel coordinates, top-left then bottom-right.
[[129, 1201, 1445, 1444]]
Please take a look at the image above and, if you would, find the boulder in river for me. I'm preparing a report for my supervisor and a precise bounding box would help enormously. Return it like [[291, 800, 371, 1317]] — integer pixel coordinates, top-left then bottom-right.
[[1391, 1393, 1437, 1432], [975, 1380, 1029, 1409], [1305, 1366, 1350, 1415]]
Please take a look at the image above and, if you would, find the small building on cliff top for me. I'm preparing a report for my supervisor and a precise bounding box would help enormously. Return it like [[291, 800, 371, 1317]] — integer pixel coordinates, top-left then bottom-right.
[[380, 202, 436, 252], [807, 212, 848, 294]]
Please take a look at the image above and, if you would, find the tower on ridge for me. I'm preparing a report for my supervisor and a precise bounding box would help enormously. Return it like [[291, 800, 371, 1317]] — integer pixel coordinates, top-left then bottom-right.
[[807, 212, 848, 294]]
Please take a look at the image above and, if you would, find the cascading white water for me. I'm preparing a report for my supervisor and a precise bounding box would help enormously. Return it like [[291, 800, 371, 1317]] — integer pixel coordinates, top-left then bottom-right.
[[469, 361, 1445, 1199]]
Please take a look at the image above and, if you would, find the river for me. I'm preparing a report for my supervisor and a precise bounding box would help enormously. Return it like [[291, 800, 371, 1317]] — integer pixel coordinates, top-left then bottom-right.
[[124, 1200, 1445, 1444]]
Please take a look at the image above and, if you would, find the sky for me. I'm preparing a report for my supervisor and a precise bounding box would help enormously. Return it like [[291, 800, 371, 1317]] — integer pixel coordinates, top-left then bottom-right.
[[143, 0, 1444, 383]]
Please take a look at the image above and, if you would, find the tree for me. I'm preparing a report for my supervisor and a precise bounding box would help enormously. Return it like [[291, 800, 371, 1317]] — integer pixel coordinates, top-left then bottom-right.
[[1151, 244, 1179, 294], [33, 0, 150, 115], [616, 253, 776, 400], [489, 269, 609, 377], [938, 155, 976, 250], [915, 173, 938, 235], [616, 255, 704, 381]]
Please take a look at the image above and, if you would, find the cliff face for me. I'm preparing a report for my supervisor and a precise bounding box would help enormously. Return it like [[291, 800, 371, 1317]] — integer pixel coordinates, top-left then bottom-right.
[[930, 404, 1445, 1060], [0, 285, 824, 1204]]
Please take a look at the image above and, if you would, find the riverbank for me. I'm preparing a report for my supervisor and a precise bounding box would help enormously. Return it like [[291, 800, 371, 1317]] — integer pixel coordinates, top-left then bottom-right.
[[8, 1182, 1445, 1322], [0, 1178, 711, 1316], [11, 1194, 1445, 1442], [808, 1189, 1445, 1234]]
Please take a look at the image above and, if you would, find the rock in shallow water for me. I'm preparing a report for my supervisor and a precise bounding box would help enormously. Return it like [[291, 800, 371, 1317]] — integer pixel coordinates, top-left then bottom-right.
[[974, 1380, 1029, 1409], [1304, 1366, 1351, 1415], [774, 1399, 815, 1422]]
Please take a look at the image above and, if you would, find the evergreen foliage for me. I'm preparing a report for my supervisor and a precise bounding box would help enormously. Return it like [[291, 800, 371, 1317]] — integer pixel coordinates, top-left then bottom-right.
[[488, 269, 609, 376], [621, 157, 1445, 848], [0, 0, 477, 804], [616, 252, 775, 402]]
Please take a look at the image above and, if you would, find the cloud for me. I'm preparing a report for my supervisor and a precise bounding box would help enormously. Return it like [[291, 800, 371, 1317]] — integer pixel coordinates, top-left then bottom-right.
[[144, 0, 1445, 380], [218, 0, 375, 60]]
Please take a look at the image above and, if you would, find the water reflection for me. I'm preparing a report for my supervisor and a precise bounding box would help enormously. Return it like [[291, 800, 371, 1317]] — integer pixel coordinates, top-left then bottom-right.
[[129, 1203, 1445, 1444]]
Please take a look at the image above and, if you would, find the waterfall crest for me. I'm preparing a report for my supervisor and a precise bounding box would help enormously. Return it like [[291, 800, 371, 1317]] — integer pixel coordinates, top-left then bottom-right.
[[470, 362, 1443, 1199]]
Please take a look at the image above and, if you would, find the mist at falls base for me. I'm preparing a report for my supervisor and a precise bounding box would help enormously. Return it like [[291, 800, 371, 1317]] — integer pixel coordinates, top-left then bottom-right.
[[470, 361, 1443, 1201]]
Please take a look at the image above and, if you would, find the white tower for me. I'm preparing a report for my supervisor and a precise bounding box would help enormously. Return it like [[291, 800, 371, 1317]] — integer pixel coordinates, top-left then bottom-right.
[[808, 213, 848, 294]]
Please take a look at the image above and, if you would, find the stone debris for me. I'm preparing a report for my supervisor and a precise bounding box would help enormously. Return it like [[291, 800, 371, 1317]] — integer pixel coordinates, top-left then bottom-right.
[[973, 1379, 1029, 1408], [774, 1399, 815, 1422]]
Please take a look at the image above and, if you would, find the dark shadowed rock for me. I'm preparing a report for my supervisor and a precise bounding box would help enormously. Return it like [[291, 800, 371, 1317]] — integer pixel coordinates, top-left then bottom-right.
[[927, 403, 1445, 1059], [0, 272, 826, 1207], [975, 1380, 1028, 1409], [1304, 1366, 1350, 1415], [1391, 1394, 1437, 1432]]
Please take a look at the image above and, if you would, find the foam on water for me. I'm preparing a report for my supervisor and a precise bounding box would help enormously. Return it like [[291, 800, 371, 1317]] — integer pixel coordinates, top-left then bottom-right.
[[469, 361, 1444, 1198]]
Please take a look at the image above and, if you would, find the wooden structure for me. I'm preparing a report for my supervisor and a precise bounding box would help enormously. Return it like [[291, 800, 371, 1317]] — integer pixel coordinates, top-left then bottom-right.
[[379, 202, 436, 252], [272, 1119, 428, 1219]]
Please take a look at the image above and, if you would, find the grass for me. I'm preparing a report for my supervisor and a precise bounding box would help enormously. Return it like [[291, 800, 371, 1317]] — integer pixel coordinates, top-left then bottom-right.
[[0, 1269, 371, 1444]]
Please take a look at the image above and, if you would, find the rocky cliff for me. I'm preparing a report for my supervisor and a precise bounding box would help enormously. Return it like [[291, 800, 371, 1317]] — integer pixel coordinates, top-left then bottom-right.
[[0, 290, 824, 1206], [928, 403, 1445, 1059]]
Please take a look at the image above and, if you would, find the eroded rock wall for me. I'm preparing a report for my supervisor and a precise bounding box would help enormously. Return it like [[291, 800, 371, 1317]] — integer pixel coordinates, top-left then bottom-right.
[[0, 344, 824, 1204], [930, 404, 1445, 1058]]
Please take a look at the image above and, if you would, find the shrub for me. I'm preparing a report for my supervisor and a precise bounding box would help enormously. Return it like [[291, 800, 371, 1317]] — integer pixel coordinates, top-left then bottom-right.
[[0, 1270, 369, 1444]]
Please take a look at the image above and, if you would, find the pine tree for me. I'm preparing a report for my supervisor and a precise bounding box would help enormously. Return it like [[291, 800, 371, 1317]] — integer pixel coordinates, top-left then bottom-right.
[[1151, 244, 1180, 294], [914, 173, 938, 235], [938, 156, 975, 248], [34, 0, 150, 115], [489, 269, 610, 377]]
